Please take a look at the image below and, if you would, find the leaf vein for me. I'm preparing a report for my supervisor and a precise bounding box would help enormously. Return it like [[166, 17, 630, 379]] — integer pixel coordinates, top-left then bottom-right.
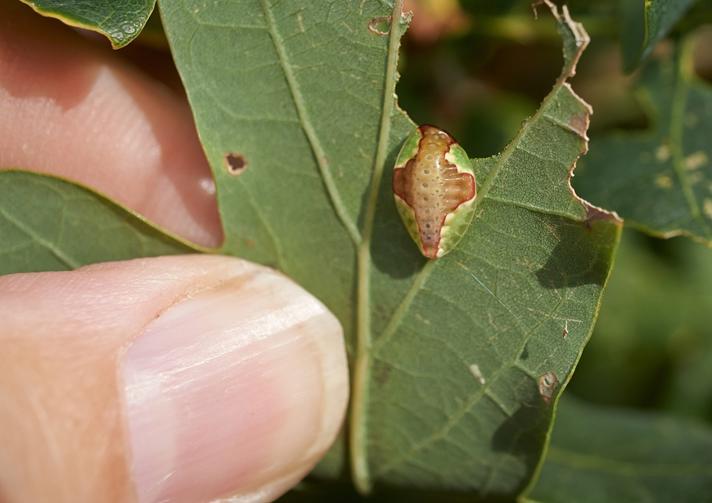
[[0, 207, 80, 269], [373, 295, 565, 478], [260, 0, 361, 245]]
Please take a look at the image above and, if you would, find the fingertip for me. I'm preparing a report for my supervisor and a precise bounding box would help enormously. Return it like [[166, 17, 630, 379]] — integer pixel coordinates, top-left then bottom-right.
[[122, 268, 348, 502], [0, 256, 348, 503], [0, 2, 223, 247]]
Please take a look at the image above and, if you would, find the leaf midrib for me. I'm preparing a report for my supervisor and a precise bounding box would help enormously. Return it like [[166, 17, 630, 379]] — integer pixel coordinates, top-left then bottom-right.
[[350, 0, 405, 493], [249, 0, 407, 492]]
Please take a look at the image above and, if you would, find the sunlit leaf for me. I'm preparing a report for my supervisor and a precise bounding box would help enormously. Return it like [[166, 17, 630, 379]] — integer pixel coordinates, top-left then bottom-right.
[[18, 0, 155, 48]]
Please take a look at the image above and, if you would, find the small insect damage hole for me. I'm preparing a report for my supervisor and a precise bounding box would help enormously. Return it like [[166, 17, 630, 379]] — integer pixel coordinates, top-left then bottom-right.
[[368, 16, 391, 36], [224, 152, 248, 176], [538, 371, 559, 404]]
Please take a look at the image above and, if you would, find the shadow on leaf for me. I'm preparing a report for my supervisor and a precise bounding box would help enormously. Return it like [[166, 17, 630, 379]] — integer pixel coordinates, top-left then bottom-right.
[[536, 218, 617, 289]]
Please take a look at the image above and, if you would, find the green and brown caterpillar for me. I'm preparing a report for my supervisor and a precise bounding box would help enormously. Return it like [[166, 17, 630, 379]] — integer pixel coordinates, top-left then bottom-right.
[[392, 125, 477, 259]]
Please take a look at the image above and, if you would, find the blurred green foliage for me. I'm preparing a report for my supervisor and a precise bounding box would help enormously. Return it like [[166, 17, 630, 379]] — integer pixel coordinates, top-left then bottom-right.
[[571, 230, 712, 421]]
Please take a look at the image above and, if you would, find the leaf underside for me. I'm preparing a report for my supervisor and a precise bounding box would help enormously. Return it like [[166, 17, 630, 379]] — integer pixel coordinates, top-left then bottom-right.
[[158, 0, 620, 497], [0, 171, 191, 275]]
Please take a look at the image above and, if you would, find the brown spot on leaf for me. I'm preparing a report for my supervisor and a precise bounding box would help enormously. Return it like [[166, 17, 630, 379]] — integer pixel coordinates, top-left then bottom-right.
[[538, 371, 559, 404], [368, 16, 391, 36], [569, 112, 589, 139], [585, 203, 621, 225], [225, 153, 248, 176]]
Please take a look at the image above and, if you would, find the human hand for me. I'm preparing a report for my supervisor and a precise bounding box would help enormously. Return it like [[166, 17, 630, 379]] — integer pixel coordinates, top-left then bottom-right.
[[0, 4, 349, 502]]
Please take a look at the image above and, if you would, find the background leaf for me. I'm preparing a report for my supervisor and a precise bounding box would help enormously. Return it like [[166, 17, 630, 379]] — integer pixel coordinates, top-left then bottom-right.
[[575, 35, 712, 245], [568, 230, 712, 420], [529, 397, 712, 502], [17, 0, 155, 48], [159, 0, 620, 497], [620, 0, 698, 71], [0, 170, 192, 274]]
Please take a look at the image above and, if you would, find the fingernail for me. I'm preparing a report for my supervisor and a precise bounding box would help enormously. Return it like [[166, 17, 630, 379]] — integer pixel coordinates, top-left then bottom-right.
[[120, 268, 348, 503]]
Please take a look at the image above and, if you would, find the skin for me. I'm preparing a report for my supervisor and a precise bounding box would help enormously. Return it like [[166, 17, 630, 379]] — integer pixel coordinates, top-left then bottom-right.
[[0, 3, 349, 502], [393, 125, 476, 259]]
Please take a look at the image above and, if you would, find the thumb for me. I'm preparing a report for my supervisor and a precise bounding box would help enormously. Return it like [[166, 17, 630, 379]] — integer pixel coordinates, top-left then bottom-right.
[[0, 255, 348, 503]]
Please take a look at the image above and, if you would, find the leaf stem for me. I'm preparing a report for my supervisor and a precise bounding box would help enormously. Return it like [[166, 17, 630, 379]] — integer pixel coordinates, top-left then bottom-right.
[[350, 0, 405, 494]]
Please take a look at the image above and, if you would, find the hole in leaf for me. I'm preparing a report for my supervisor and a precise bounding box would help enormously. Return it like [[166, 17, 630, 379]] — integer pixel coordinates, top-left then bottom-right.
[[368, 16, 391, 36], [538, 371, 559, 404], [224, 152, 248, 176]]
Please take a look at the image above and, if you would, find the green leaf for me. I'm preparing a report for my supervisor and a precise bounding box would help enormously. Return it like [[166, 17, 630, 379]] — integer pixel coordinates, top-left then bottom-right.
[[0, 170, 192, 274], [666, 338, 712, 421], [569, 230, 712, 416], [620, 0, 698, 71], [529, 397, 712, 502], [159, 0, 620, 497], [576, 36, 712, 245], [18, 0, 155, 48]]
